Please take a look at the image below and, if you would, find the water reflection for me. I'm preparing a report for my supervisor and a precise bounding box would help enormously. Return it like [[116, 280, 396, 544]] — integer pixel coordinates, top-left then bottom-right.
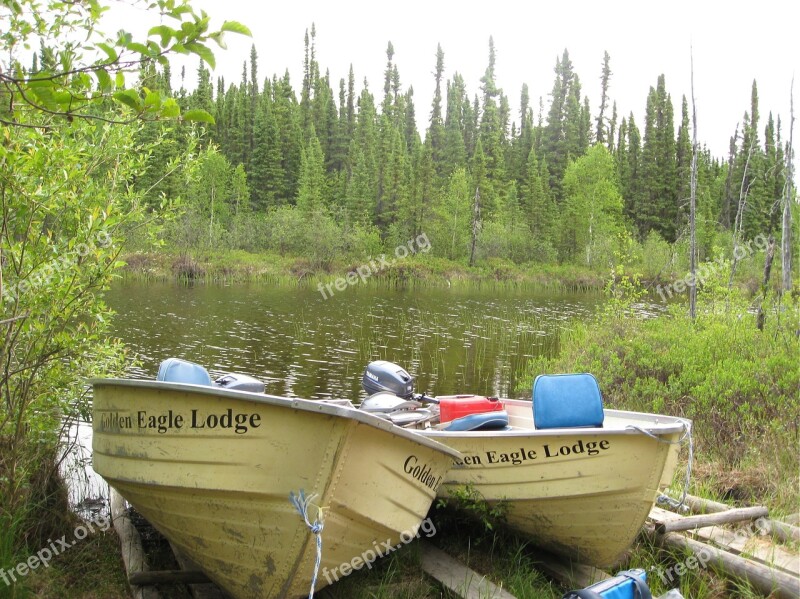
[[104, 282, 613, 399]]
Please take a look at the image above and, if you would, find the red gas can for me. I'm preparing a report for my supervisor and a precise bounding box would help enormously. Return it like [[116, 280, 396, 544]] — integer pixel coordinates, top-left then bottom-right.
[[438, 395, 503, 423]]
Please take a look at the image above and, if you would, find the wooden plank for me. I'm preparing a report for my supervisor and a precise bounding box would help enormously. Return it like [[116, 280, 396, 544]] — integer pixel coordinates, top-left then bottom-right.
[[690, 526, 800, 576], [420, 542, 518, 599], [109, 488, 159, 599], [646, 525, 800, 599], [169, 543, 227, 599], [129, 570, 212, 586], [649, 506, 686, 525], [526, 549, 611, 590], [656, 507, 769, 534]]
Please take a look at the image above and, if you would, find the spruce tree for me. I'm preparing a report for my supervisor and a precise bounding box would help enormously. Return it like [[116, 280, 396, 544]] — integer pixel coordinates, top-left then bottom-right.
[[296, 127, 327, 213], [595, 51, 612, 145], [442, 74, 468, 175], [676, 95, 693, 228]]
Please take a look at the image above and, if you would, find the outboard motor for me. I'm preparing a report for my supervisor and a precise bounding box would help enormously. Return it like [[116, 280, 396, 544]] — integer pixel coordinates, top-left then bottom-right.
[[213, 373, 265, 394], [156, 358, 266, 393], [362, 360, 415, 399]]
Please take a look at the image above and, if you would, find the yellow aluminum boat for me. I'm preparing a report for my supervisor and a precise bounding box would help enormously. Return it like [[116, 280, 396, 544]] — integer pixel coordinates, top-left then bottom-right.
[[92, 377, 461, 599], [421, 398, 689, 567]]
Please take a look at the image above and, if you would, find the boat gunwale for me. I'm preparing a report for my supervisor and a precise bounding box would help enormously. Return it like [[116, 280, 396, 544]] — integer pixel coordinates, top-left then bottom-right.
[[421, 398, 689, 438], [90, 378, 462, 459]]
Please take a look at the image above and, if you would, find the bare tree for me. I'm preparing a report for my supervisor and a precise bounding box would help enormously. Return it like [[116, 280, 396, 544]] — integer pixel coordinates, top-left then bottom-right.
[[782, 78, 795, 293], [469, 187, 481, 267], [756, 236, 776, 331], [728, 130, 757, 290], [689, 47, 699, 319]]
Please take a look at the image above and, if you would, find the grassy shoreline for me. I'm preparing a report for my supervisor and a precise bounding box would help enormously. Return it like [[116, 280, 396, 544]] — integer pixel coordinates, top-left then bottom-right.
[[120, 249, 609, 291], [118, 248, 771, 298]]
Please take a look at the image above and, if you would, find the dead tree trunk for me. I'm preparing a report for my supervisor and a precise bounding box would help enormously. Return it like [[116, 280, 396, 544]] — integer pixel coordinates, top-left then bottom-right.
[[729, 132, 756, 291], [756, 236, 776, 331], [689, 47, 699, 320], [469, 187, 481, 267], [782, 78, 795, 293]]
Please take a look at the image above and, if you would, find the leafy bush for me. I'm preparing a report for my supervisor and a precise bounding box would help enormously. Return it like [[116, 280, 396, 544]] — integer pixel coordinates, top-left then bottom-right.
[[519, 278, 800, 509], [1, 121, 142, 562]]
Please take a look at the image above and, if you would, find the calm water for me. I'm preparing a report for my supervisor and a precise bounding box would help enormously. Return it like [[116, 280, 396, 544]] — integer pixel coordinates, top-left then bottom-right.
[[104, 281, 611, 400]]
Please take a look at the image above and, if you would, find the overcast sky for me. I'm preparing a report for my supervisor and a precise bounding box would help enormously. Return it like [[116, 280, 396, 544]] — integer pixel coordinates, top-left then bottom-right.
[[105, 0, 798, 163]]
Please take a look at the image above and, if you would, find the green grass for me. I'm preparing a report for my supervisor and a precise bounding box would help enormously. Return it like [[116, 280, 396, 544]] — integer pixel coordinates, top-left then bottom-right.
[[118, 248, 609, 292]]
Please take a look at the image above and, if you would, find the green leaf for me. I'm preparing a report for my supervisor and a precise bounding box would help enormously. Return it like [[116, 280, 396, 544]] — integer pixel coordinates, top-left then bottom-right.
[[220, 21, 251, 36], [144, 90, 161, 110], [208, 31, 227, 50], [148, 25, 176, 48], [95, 42, 118, 62], [95, 68, 112, 91], [113, 89, 142, 111], [124, 41, 152, 57], [181, 109, 215, 125], [160, 98, 180, 118], [184, 42, 215, 69]]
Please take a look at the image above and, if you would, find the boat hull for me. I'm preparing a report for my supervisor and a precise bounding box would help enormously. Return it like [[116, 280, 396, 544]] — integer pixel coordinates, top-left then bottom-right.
[[421, 399, 687, 567], [93, 380, 459, 599]]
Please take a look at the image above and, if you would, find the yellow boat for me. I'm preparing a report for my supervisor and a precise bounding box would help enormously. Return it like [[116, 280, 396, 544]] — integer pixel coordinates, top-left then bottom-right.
[[421, 398, 688, 567], [360, 362, 690, 568], [92, 372, 461, 599]]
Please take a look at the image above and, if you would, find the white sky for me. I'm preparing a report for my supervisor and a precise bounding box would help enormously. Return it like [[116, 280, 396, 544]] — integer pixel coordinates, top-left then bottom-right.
[[104, 0, 799, 163]]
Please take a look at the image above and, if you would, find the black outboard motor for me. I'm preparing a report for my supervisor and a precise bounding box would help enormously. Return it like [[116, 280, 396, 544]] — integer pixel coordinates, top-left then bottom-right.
[[362, 360, 415, 399]]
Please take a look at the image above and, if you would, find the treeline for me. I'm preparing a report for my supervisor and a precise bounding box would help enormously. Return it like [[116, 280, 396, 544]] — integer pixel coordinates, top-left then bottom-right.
[[131, 29, 795, 269]]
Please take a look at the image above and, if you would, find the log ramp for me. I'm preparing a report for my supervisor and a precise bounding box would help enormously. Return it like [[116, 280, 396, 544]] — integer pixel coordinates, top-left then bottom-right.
[[110, 487, 798, 599], [645, 494, 799, 599]]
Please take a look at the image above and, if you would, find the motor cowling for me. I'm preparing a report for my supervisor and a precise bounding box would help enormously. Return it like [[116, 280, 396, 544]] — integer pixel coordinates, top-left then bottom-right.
[[362, 360, 415, 399]]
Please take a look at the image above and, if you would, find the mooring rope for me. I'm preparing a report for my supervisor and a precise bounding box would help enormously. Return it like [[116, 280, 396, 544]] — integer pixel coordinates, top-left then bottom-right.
[[626, 419, 693, 512], [289, 490, 325, 599]]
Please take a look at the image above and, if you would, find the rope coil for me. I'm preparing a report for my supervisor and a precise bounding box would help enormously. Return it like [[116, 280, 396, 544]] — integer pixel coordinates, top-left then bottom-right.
[[289, 490, 325, 599]]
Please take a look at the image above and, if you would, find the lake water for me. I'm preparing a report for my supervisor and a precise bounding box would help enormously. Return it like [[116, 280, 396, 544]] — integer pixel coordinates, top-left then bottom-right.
[[103, 281, 611, 399]]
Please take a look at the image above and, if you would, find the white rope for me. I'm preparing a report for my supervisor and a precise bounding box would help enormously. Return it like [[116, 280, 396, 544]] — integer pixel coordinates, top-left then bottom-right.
[[289, 490, 325, 598]]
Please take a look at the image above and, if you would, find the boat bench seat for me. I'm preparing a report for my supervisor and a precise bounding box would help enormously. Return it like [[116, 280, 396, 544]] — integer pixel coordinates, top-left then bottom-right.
[[444, 411, 509, 431], [532, 373, 604, 429]]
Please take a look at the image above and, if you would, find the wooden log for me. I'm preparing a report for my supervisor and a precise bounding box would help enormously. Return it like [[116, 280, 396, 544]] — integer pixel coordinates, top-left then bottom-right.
[[129, 570, 211, 586], [648, 527, 800, 599], [110, 488, 159, 599], [420, 542, 518, 599], [782, 513, 800, 526], [690, 526, 800, 576], [766, 520, 800, 544], [682, 493, 731, 514], [649, 506, 687, 526], [656, 507, 769, 534], [681, 496, 799, 543], [169, 542, 227, 599]]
